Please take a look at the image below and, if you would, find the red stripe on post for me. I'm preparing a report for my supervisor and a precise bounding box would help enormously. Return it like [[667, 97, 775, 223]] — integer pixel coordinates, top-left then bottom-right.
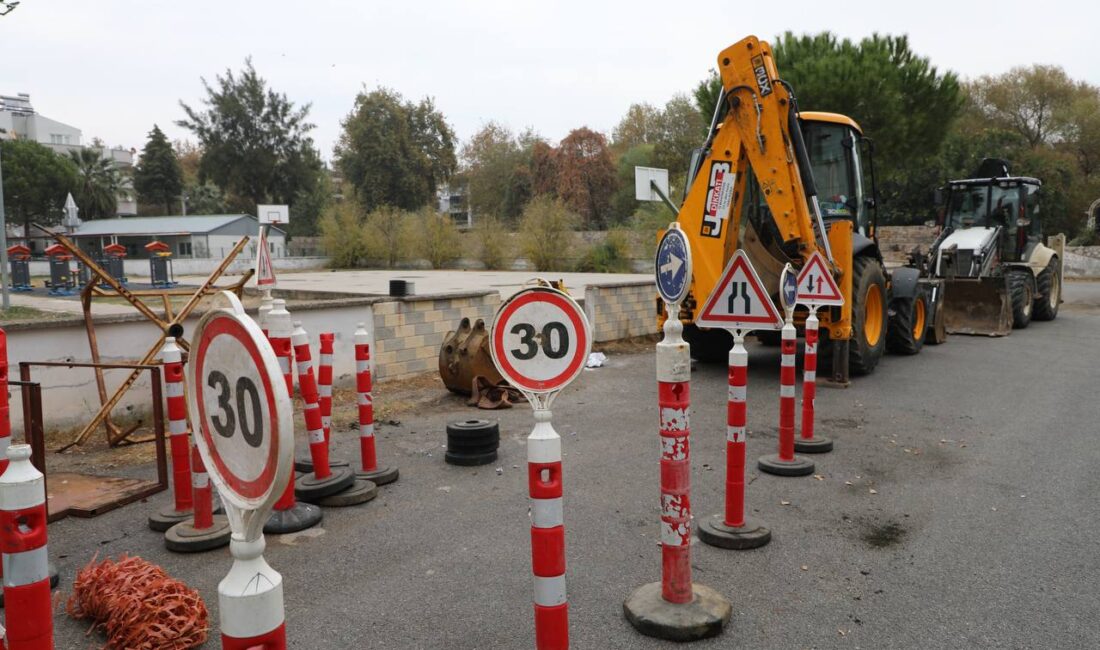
[[0, 504, 48, 553], [533, 604, 568, 650], [530, 526, 566, 576], [528, 462, 563, 499]]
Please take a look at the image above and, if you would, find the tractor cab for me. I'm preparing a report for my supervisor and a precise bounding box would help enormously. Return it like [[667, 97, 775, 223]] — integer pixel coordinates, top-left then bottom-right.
[[942, 176, 1042, 263], [800, 112, 877, 239]]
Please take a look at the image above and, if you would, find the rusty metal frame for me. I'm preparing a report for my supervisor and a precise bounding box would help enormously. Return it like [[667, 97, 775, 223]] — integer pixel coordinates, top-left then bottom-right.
[[45, 232, 253, 449], [12, 362, 168, 523]]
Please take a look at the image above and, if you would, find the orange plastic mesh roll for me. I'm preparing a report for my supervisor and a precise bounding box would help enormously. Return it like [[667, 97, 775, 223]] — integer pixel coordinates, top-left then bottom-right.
[[66, 554, 208, 649]]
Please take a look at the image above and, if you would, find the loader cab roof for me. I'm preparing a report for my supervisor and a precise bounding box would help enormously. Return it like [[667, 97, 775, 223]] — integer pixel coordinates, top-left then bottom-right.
[[799, 111, 863, 134], [949, 176, 1042, 187]]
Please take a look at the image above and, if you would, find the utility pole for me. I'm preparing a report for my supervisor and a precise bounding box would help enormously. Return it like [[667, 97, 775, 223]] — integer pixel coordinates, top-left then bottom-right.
[[0, 141, 12, 310]]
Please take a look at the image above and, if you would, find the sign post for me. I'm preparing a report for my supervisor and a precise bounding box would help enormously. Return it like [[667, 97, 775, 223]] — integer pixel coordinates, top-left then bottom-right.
[[793, 251, 844, 453], [758, 264, 816, 477], [625, 225, 731, 641], [186, 291, 294, 649], [694, 250, 782, 550], [490, 284, 591, 650]]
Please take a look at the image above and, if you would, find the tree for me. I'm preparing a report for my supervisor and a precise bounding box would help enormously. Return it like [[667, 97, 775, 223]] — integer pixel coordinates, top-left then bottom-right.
[[693, 69, 722, 124], [0, 139, 77, 236], [609, 143, 656, 219], [612, 103, 661, 152], [969, 65, 1078, 149], [335, 87, 456, 213], [69, 148, 120, 219], [1063, 89, 1100, 182], [414, 206, 462, 269], [554, 127, 617, 229], [184, 182, 226, 215], [134, 125, 183, 214], [519, 196, 577, 271], [319, 197, 369, 267], [771, 32, 963, 221], [462, 122, 523, 219], [363, 205, 413, 268], [652, 94, 706, 180], [177, 58, 325, 216]]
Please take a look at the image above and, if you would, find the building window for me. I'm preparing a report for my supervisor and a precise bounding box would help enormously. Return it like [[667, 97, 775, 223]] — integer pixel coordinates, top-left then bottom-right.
[[178, 242, 193, 257]]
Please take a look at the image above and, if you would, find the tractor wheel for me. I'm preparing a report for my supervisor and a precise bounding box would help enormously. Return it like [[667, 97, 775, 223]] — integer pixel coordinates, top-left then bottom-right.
[[886, 288, 928, 355], [1032, 260, 1060, 321], [683, 323, 732, 363], [1007, 270, 1035, 329], [849, 256, 888, 375]]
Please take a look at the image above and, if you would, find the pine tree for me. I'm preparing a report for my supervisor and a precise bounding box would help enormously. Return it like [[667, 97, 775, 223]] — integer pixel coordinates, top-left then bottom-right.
[[134, 124, 183, 214]]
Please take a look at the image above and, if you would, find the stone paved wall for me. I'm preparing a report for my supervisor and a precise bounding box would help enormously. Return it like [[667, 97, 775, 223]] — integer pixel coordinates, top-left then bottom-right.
[[583, 281, 657, 343], [371, 291, 500, 380]]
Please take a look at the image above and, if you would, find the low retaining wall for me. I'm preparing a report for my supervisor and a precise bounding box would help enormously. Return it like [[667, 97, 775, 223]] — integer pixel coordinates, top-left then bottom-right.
[[583, 281, 657, 342]]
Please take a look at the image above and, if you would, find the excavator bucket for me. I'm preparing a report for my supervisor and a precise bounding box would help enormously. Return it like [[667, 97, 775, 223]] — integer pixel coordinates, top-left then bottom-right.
[[438, 317, 505, 395], [942, 277, 1013, 336]]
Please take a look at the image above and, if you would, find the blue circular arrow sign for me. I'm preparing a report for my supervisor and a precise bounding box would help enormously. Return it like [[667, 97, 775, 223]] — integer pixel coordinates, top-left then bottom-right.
[[780, 263, 798, 313], [655, 226, 691, 305]]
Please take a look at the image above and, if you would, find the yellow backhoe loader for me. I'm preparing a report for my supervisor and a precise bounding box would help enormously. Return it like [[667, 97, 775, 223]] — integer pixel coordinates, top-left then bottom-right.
[[667, 35, 945, 383]]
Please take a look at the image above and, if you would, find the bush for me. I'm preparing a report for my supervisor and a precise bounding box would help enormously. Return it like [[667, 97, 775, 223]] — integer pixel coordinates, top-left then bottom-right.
[[576, 228, 634, 273], [474, 215, 512, 269], [519, 196, 577, 271], [415, 207, 463, 269], [319, 199, 369, 267], [363, 205, 413, 268], [630, 201, 677, 259]]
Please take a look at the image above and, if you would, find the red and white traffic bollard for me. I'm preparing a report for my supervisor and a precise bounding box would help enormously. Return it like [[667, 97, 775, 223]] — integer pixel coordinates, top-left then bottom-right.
[[165, 445, 232, 552], [292, 323, 359, 504], [795, 311, 833, 453], [220, 535, 287, 650], [318, 333, 334, 445], [265, 302, 322, 534], [148, 338, 194, 531], [0, 444, 53, 650], [354, 323, 398, 485], [624, 314, 730, 640], [0, 328, 10, 473], [758, 320, 815, 477], [698, 333, 773, 549], [529, 409, 568, 649]]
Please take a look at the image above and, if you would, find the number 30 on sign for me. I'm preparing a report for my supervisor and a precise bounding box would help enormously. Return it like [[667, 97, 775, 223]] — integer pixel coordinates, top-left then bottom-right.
[[491, 287, 591, 394]]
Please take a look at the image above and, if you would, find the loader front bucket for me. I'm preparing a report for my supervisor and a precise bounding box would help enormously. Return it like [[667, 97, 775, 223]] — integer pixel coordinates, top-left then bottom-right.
[[942, 277, 1013, 336]]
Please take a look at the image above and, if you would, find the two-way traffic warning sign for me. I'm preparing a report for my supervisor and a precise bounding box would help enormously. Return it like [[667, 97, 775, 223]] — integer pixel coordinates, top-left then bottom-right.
[[696, 250, 783, 332], [795, 251, 843, 307]]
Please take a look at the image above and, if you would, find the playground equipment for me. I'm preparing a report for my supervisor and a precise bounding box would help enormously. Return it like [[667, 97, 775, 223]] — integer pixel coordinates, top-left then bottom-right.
[[44, 243, 76, 296], [101, 243, 128, 285], [145, 241, 177, 288], [7, 245, 32, 291]]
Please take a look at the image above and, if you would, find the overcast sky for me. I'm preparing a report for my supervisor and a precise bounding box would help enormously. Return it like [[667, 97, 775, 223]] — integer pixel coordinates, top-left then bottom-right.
[[2, 0, 1095, 161]]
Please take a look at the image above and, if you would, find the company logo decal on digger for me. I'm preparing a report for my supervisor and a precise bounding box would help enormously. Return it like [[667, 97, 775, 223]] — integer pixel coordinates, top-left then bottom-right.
[[700, 161, 735, 238], [751, 54, 773, 96]]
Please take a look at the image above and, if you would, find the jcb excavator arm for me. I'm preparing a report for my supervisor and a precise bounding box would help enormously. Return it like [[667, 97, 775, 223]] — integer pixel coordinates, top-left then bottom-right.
[[677, 35, 831, 308]]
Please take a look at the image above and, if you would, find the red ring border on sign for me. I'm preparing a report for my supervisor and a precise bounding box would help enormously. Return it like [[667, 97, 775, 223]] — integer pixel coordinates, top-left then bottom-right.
[[193, 314, 280, 500], [492, 289, 589, 393]]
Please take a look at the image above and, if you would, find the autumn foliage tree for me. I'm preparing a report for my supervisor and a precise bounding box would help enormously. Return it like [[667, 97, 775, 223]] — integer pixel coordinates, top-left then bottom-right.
[[554, 127, 616, 229]]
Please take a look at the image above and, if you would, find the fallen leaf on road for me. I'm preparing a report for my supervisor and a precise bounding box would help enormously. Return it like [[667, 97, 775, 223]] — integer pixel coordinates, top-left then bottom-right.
[[780, 500, 791, 506], [844, 481, 853, 486], [813, 474, 825, 481], [800, 565, 808, 571], [868, 489, 878, 495]]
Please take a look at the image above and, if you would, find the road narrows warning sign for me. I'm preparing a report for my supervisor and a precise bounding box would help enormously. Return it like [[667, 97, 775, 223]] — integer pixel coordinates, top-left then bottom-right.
[[795, 251, 843, 307], [696, 250, 783, 332]]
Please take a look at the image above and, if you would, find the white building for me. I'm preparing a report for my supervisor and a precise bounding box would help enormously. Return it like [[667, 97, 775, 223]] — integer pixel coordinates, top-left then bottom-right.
[[0, 92, 137, 215], [70, 214, 286, 260]]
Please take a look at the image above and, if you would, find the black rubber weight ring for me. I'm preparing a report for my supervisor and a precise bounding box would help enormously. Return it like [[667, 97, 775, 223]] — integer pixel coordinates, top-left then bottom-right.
[[446, 419, 499, 437]]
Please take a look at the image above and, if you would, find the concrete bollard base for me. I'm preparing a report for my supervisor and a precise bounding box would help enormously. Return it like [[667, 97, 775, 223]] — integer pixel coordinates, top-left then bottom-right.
[[623, 581, 731, 641], [295, 465, 356, 502], [316, 478, 378, 507], [264, 502, 323, 535], [794, 435, 834, 454], [148, 505, 193, 532], [357, 465, 400, 485]]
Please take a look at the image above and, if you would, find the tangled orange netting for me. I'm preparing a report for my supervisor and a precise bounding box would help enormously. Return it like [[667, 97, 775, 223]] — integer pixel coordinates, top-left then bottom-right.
[[66, 554, 208, 649]]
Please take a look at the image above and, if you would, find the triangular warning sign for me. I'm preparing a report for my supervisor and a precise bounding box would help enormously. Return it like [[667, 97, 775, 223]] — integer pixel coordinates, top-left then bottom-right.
[[696, 249, 784, 331], [795, 251, 843, 307], [256, 226, 276, 287]]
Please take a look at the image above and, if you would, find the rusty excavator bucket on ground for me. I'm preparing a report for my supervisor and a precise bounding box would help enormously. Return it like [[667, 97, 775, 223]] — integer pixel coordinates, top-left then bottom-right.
[[439, 317, 520, 408], [941, 277, 1013, 336]]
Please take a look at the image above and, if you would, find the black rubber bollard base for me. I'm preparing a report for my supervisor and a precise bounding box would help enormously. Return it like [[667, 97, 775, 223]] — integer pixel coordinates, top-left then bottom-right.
[[295, 465, 356, 502], [623, 581, 731, 641], [295, 456, 350, 473], [356, 465, 399, 485], [696, 514, 772, 550], [316, 478, 378, 507], [758, 453, 815, 477], [148, 504, 192, 532], [264, 502, 323, 535], [165, 515, 232, 553], [794, 435, 834, 454], [444, 450, 497, 466]]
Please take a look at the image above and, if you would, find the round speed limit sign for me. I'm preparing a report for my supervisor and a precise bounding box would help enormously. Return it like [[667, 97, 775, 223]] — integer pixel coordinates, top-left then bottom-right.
[[186, 296, 293, 514], [491, 287, 592, 394]]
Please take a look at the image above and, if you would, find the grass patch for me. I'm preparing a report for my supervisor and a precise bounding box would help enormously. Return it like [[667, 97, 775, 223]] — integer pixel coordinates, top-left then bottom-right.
[[0, 305, 70, 325]]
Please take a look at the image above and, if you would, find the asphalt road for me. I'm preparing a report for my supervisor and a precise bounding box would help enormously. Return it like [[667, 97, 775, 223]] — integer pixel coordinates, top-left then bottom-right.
[[47, 281, 1100, 649]]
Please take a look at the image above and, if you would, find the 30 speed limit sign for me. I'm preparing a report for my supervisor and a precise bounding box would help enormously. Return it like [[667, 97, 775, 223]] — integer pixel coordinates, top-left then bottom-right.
[[186, 293, 293, 520], [491, 286, 591, 394]]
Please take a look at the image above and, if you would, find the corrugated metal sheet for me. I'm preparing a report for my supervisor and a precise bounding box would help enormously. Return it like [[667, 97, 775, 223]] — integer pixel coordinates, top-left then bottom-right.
[[73, 215, 252, 237]]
